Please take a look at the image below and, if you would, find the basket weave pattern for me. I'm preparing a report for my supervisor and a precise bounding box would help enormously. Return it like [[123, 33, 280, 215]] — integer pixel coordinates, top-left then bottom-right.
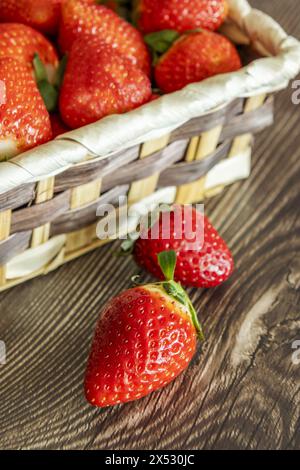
[[0, 93, 273, 290]]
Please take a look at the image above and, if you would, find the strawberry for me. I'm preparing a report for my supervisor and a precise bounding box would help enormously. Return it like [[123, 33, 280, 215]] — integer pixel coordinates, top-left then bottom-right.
[[0, 24, 58, 76], [150, 30, 242, 93], [59, 0, 151, 75], [0, 58, 52, 160], [98, 0, 128, 16], [100, 0, 119, 11], [135, 0, 228, 34], [125, 205, 234, 289], [85, 251, 204, 407], [0, 0, 64, 35], [50, 114, 69, 138], [149, 93, 161, 102], [59, 37, 152, 129]]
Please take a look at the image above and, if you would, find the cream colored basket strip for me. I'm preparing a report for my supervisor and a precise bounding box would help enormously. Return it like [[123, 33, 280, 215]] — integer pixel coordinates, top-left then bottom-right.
[[0, 0, 300, 195], [5, 150, 251, 281]]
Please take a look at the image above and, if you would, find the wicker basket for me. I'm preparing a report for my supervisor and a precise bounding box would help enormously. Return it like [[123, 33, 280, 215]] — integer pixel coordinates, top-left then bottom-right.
[[0, 0, 299, 291]]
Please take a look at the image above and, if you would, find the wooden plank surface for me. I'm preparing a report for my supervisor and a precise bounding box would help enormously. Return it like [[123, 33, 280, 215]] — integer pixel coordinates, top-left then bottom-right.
[[0, 0, 299, 450]]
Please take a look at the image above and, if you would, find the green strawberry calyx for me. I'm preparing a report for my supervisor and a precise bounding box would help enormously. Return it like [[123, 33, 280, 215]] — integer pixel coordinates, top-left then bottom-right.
[[144, 28, 205, 65], [144, 30, 181, 64], [33, 54, 67, 113], [158, 250, 204, 341]]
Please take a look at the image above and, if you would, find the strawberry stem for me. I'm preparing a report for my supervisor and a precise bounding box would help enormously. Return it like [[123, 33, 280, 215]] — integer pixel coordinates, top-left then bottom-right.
[[158, 250, 204, 341], [158, 250, 176, 281]]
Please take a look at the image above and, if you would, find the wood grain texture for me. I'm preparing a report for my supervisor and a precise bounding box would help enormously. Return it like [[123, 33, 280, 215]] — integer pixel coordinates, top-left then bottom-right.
[[0, 0, 299, 450]]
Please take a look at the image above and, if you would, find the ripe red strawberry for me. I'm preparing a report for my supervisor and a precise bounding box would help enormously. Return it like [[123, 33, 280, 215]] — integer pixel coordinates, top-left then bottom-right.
[[85, 251, 204, 407], [50, 114, 69, 138], [0, 58, 52, 160], [135, 0, 228, 34], [149, 93, 160, 102], [98, 0, 127, 14], [0, 0, 64, 35], [130, 205, 234, 288], [153, 30, 242, 93], [59, 0, 151, 75], [0, 24, 58, 74], [101, 0, 118, 11], [59, 37, 152, 129]]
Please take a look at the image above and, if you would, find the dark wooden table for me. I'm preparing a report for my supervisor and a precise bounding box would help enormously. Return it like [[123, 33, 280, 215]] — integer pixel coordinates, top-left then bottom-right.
[[0, 0, 299, 451]]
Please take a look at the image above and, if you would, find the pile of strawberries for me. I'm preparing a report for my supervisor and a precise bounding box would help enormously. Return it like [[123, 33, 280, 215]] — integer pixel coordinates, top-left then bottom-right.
[[0, 1, 239, 407], [0, 0, 242, 160]]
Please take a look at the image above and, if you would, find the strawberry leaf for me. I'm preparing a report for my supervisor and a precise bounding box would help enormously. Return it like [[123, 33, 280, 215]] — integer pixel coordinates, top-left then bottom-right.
[[33, 53, 47, 82], [162, 278, 205, 342], [162, 281, 186, 305], [158, 250, 176, 281], [158, 251, 204, 341], [54, 55, 68, 89], [33, 54, 67, 113], [144, 30, 180, 56], [37, 80, 59, 113]]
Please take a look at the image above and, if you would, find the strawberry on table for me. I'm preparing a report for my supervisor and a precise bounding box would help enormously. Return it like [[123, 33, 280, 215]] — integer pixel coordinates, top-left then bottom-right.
[[0, 58, 52, 160], [85, 251, 204, 407], [124, 205, 234, 289], [0, 0, 64, 35], [59, 37, 152, 129], [0, 24, 58, 78], [135, 0, 228, 34], [149, 30, 242, 93], [59, 0, 151, 75]]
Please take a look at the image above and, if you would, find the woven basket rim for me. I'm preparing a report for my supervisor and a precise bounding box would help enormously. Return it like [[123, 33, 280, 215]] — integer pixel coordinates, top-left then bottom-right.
[[0, 0, 300, 195]]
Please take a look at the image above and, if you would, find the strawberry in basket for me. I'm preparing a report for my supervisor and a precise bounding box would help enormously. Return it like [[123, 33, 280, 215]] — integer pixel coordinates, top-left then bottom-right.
[[0, 58, 52, 159], [0, 24, 58, 76], [0, 23, 65, 115], [134, 0, 228, 34], [97, 0, 129, 18], [145, 30, 242, 93], [50, 114, 69, 138], [85, 251, 204, 407], [0, 0, 64, 35], [122, 205, 234, 289], [59, 0, 151, 75], [59, 36, 152, 129]]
